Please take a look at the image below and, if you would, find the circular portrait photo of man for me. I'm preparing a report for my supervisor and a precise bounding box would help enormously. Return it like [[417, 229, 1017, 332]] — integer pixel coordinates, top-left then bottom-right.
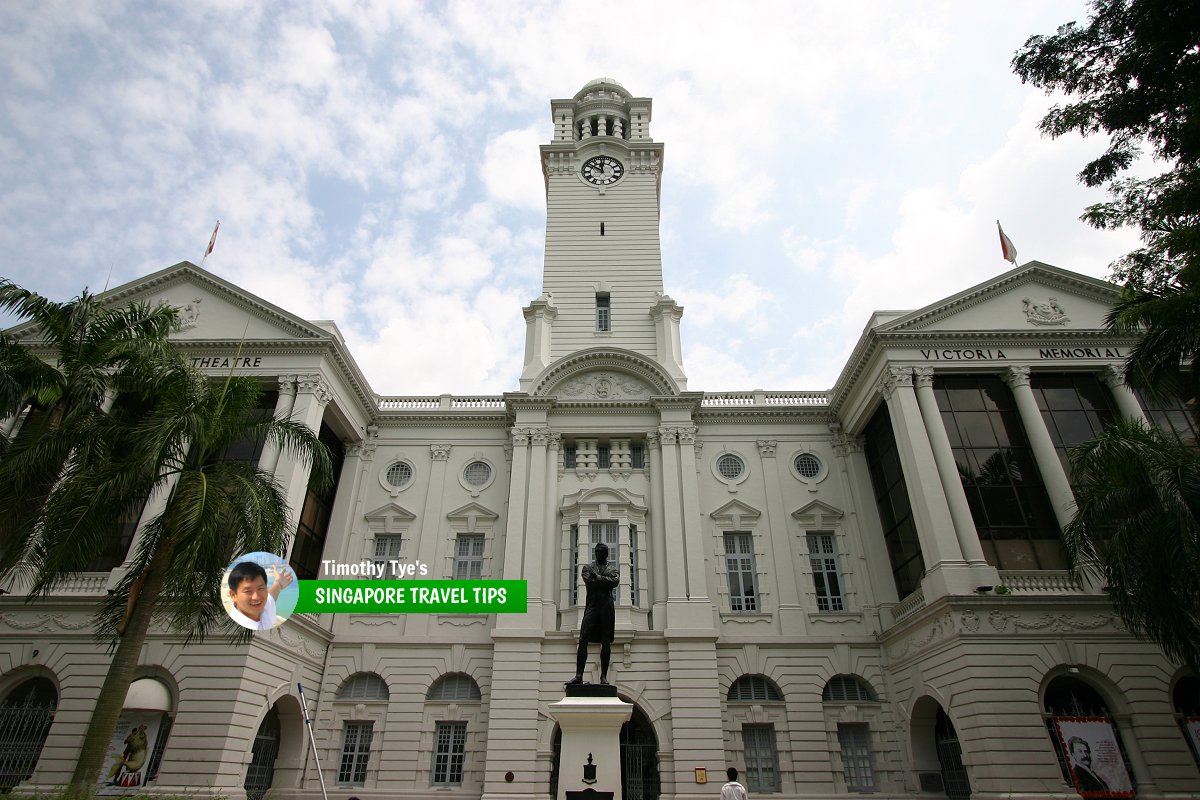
[[221, 552, 299, 631]]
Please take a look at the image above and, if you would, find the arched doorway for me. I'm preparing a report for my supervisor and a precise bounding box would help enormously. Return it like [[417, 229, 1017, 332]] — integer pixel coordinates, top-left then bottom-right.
[[1042, 674, 1136, 794], [0, 676, 58, 791], [244, 706, 281, 800], [551, 704, 660, 800], [934, 708, 971, 799]]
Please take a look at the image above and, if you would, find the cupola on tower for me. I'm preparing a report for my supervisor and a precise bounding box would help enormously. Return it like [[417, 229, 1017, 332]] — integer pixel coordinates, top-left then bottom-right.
[[520, 78, 687, 392]]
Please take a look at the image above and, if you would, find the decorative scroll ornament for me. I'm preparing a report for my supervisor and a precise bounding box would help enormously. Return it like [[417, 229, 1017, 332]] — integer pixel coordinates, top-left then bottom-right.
[[1021, 297, 1070, 326], [558, 371, 650, 400]]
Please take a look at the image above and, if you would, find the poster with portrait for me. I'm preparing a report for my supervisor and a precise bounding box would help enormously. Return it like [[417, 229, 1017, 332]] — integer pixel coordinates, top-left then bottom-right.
[[1053, 717, 1134, 798], [97, 710, 163, 794]]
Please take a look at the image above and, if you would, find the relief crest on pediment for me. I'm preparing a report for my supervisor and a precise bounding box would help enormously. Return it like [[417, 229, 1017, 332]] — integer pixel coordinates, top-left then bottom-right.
[[557, 371, 650, 400]]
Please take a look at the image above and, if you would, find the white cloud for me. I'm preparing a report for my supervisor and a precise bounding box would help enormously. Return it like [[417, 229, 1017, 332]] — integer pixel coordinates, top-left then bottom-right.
[[482, 126, 545, 210]]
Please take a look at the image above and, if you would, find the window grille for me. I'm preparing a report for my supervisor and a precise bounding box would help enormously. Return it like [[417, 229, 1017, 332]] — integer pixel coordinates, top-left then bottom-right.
[[717, 454, 744, 480], [597, 444, 611, 469], [432, 721, 467, 785], [728, 675, 783, 702], [837, 723, 875, 791], [463, 461, 491, 487], [564, 444, 577, 468], [337, 722, 373, 786], [373, 535, 402, 578], [146, 714, 172, 781], [630, 444, 645, 469], [723, 533, 757, 612], [454, 535, 485, 580], [337, 673, 389, 701], [822, 675, 876, 703], [427, 674, 482, 702], [742, 724, 780, 792], [806, 533, 845, 611], [794, 453, 821, 478], [386, 462, 412, 487], [0, 677, 57, 792]]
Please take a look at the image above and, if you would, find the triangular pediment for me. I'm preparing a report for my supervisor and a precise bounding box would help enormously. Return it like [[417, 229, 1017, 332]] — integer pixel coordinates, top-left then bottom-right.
[[446, 502, 499, 531], [76, 261, 329, 343], [710, 499, 762, 528], [363, 503, 417, 531], [879, 262, 1121, 334], [560, 486, 647, 513], [791, 500, 844, 527]]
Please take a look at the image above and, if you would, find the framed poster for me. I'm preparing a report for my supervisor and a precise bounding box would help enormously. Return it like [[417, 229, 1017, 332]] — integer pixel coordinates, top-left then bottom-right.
[[97, 710, 164, 794], [1186, 717, 1200, 760], [1053, 717, 1134, 798]]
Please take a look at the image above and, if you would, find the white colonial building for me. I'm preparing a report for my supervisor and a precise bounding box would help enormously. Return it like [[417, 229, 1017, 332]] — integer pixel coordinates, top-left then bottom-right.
[[2, 79, 1198, 800]]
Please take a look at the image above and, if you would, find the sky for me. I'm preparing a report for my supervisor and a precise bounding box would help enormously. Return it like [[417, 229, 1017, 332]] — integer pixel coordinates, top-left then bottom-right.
[[0, 0, 1144, 397]]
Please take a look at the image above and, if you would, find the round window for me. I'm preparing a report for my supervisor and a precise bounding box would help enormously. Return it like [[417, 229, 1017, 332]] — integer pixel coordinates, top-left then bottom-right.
[[464, 461, 492, 487], [386, 462, 413, 487], [716, 454, 744, 480], [794, 453, 822, 479]]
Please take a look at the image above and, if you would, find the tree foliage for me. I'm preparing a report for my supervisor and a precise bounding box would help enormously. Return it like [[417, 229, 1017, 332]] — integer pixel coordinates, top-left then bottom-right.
[[1065, 419, 1200, 671], [1012, 0, 1200, 292]]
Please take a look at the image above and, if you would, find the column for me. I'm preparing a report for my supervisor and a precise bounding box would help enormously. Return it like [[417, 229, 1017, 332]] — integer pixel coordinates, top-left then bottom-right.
[[646, 432, 668, 625], [278, 375, 332, 563], [657, 427, 688, 605], [756, 439, 804, 625], [675, 426, 709, 602], [540, 432, 562, 629], [1102, 365, 1150, 424], [258, 375, 297, 476], [520, 426, 550, 619], [912, 367, 988, 566], [1004, 366, 1076, 530], [877, 366, 971, 598], [498, 427, 530, 585]]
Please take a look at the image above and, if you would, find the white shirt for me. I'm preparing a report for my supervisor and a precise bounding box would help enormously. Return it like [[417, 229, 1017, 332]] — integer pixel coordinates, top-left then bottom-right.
[[230, 593, 277, 631], [721, 780, 748, 800]]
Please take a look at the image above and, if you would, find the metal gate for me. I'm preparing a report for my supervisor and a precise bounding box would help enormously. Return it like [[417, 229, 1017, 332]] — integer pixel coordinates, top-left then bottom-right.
[[244, 706, 281, 800], [620, 743, 658, 800], [0, 679, 57, 791], [935, 709, 972, 799]]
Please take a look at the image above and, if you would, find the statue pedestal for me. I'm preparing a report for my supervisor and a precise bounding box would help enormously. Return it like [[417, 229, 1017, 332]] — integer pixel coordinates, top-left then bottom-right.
[[551, 685, 632, 800]]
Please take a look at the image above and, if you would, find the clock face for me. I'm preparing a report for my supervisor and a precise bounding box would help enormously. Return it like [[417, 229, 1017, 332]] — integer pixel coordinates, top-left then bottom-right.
[[582, 155, 624, 185]]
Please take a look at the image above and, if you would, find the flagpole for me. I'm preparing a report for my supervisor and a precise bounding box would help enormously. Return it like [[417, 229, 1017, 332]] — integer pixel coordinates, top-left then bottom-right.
[[297, 682, 330, 800]]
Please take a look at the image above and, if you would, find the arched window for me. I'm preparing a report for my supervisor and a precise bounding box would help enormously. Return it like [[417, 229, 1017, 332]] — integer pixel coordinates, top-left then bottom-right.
[[0, 676, 58, 791], [244, 706, 280, 800], [1042, 675, 1136, 795], [1172, 674, 1200, 767], [336, 673, 389, 702], [427, 674, 482, 702], [727, 675, 783, 703], [822, 675, 877, 703]]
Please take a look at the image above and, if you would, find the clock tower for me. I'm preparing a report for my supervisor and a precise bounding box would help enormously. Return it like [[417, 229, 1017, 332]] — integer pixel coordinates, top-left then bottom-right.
[[519, 78, 687, 391]]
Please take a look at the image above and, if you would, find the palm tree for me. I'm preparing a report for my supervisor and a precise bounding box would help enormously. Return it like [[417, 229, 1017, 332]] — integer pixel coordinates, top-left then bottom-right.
[[42, 368, 332, 793], [1064, 419, 1200, 671], [0, 279, 180, 581]]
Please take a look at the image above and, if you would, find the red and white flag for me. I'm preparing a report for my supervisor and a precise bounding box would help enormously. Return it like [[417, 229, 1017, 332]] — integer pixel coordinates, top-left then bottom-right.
[[206, 220, 220, 256], [997, 220, 1017, 264]]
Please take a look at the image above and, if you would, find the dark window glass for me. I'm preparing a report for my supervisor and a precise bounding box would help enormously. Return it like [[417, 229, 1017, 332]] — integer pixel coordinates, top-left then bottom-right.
[[290, 422, 345, 580], [934, 375, 1064, 570], [1032, 374, 1118, 485], [864, 405, 924, 598], [1135, 387, 1198, 444]]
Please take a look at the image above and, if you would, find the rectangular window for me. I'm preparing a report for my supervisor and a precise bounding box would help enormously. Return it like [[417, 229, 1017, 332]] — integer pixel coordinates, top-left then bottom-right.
[[564, 444, 577, 468], [432, 721, 467, 786], [864, 405, 924, 598], [597, 444, 611, 469], [630, 444, 645, 469], [290, 423, 346, 580], [1135, 385, 1198, 443], [337, 721, 373, 786], [806, 532, 845, 612], [570, 524, 580, 605], [629, 525, 639, 606], [837, 723, 875, 791], [742, 723, 780, 792], [724, 532, 758, 612], [596, 293, 611, 332], [454, 534, 484, 580], [1032, 373, 1118, 483], [590, 521, 620, 603], [373, 535, 402, 578]]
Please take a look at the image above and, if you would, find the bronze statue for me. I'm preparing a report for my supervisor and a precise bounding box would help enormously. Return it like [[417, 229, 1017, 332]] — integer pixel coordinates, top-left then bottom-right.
[[566, 542, 619, 685]]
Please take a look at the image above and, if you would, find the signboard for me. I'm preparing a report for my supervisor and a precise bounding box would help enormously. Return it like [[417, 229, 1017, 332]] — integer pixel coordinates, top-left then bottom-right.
[[97, 710, 164, 793], [1053, 717, 1134, 798]]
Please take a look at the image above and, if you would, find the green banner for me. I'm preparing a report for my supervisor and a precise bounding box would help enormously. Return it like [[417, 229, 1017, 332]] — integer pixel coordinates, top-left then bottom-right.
[[293, 580, 527, 614]]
